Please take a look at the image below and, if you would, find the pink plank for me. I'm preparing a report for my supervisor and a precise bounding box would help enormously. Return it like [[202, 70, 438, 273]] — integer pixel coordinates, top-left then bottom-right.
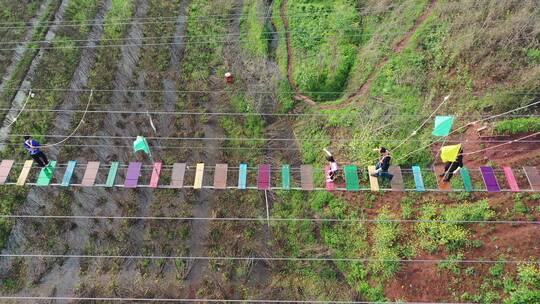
[[257, 164, 271, 190], [503, 167, 520, 192], [325, 165, 335, 191], [81, 162, 100, 186], [149, 162, 162, 188], [0, 160, 15, 184], [124, 162, 142, 188]]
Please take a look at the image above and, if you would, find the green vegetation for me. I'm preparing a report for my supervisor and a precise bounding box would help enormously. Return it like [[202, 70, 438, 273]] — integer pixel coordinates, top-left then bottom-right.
[[416, 200, 494, 253], [0, 0, 101, 250], [505, 264, 540, 303], [494, 118, 540, 135], [241, 0, 271, 57], [286, 0, 361, 100], [0, 0, 61, 122]]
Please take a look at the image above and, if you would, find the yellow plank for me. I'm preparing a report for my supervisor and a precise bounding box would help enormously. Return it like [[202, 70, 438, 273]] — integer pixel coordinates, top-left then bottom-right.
[[368, 166, 379, 191], [16, 160, 34, 186], [194, 163, 204, 189]]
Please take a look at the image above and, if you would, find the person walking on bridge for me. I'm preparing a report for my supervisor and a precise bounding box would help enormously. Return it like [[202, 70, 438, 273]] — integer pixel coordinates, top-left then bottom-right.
[[23, 136, 49, 167]]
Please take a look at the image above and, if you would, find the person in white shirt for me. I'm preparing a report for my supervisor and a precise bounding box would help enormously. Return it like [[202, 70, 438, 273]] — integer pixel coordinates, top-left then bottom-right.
[[323, 148, 338, 181]]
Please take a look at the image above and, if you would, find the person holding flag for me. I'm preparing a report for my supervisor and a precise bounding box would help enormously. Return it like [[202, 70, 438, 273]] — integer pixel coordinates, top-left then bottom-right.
[[439, 144, 464, 182]]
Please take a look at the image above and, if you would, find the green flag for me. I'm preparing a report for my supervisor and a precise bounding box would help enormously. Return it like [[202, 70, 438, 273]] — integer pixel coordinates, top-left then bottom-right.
[[133, 136, 150, 154], [432, 116, 455, 136]]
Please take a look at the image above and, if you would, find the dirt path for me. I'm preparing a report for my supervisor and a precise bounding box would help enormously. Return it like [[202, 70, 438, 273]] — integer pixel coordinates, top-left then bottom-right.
[[280, 0, 437, 110], [0, 0, 54, 92], [0, 0, 71, 149], [160, 0, 190, 136], [184, 0, 237, 286]]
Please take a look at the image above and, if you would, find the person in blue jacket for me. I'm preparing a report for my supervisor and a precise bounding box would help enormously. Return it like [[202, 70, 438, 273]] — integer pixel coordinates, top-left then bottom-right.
[[371, 147, 393, 180], [23, 136, 49, 167]]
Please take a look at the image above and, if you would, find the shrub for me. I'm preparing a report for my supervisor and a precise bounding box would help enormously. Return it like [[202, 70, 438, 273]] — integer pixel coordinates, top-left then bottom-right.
[[494, 118, 540, 135]]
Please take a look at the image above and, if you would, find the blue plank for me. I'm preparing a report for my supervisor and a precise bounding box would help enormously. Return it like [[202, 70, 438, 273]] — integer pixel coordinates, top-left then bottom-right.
[[238, 163, 247, 189], [61, 161, 77, 186], [412, 166, 425, 192]]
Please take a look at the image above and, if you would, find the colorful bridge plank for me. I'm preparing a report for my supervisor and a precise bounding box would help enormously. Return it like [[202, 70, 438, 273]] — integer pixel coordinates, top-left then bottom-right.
[[300, 165, 314, 191], [461, 167, 473, 192], [61, 161, 77, 186], [193, 163, 204, 189], [367, 166, 379, 191], [149, 162, 162, 188], [389, 166, 404, 191], [503, 166, 520, 192], [238, 164, 247, 189], [214, 164, 228, 189], [523, 166, 540, 191], [37, 161, 57, 186], [124, 162, 142, 188], [171, 163, 186, 188], [16, 160, 33, 186], [344, 165, 360, 191], [105, 162, 119, 187], [434, 166, 452, 191], [257, 164, 271, 190], [480, 166, 500, 192], [0, 160, 15, 185], [325, 166, 335, 191], [282, 165, 290, 190], [412, 166, 425, 192], [82, 162, 100, 186]]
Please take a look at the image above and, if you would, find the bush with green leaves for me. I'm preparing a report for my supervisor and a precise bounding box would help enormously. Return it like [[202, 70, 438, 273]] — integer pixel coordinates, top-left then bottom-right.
[[504, 264, 540, 303], [370, 207, 403, 281], [286, 0, 361, 100], [494, 118, 540, 135], [416, 200, 495, 252]]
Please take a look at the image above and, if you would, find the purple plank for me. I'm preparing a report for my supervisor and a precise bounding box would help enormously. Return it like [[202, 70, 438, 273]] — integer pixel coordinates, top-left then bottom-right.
[[257, 164, 271, 190], [124, 162, 142, 188], [480, 166, 500, 192]]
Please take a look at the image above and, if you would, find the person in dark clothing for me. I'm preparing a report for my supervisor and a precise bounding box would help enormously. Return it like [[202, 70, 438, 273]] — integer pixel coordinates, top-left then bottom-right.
[[23, 136, 49, 167], [371, 147, 393, 180], [440, 148, 464, 182]]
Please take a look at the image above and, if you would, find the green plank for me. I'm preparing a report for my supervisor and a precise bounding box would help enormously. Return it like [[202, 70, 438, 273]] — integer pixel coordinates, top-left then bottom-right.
[[106, 162, 119, 187], [461, 167, 473, 192], [36, 161, 57, 186], [282, 165, 290, 190], [344, 165, 360, 191]]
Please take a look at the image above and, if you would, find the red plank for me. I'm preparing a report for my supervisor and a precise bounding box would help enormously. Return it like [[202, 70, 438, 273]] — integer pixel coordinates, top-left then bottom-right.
[[435, 165, 452, 191], [257, 164, 271, 190], [149, 162, 162, 188], [503, 167, 520, 192]]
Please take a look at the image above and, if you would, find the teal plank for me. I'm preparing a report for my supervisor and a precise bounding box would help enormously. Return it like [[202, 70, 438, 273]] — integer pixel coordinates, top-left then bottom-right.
[[282, 165, 290, 190], [106, 162, 119, 187], [61, 161, 77, 186], [36, 161, 57, 186], [344, 165, 360, 191], [461, 167, 473, 192], [238, 163, 247, 189], [412, 166, 425, 192]]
